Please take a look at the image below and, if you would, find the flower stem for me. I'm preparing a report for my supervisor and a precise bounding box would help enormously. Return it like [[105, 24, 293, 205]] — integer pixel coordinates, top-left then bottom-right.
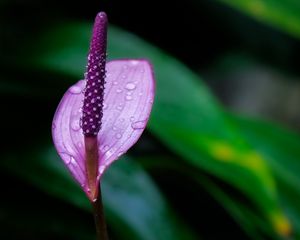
[[85, 136, 99, 200], [92, 184, 109, 240]]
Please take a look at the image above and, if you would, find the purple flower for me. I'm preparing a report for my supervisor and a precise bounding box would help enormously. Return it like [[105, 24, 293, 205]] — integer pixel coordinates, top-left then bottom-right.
[[52, 12, 155, 201]]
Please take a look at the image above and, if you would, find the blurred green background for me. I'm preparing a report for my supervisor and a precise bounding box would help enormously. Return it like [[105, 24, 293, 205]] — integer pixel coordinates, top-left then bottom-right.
[[1, 0, 300, 239]]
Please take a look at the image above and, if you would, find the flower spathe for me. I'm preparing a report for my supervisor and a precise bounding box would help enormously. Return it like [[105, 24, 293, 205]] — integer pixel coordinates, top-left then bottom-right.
[[52, 12, 155, 201]]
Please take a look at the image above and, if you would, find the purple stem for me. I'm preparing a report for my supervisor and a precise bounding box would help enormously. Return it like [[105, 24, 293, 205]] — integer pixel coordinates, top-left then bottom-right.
[[92, 185, 109, 240]]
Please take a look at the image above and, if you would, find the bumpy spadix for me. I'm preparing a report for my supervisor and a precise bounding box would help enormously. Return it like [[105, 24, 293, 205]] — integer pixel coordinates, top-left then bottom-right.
[[52, 12, 155, 201]]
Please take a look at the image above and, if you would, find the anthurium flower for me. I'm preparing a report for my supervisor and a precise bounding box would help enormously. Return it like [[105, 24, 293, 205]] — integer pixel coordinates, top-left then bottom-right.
[[52, 12, 155, 202]]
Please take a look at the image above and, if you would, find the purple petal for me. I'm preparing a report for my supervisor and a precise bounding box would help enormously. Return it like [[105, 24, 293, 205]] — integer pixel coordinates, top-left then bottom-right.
[[52, 59, 155, 197]]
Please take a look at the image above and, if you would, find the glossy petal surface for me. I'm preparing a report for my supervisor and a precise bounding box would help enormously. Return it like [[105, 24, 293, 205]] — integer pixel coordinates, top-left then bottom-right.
[[52, 60, 154, 194]]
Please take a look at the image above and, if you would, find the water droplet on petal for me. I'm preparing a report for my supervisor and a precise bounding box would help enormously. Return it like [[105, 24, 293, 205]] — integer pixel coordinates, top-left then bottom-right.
[[69, 86, 82, 94], [65, 156, 71, 164], [125, 95, 132, 101], [52, 123, 56, 130], [105, 148, 115, 159], [99, 165, 105, 175], [130, 60, 139, 65], [116, 88, 122, 93], [113, 81, 118, 85], [125, 83, 136, 90], [70, 156, 77, 164], [60, 152, 73, 164], [130, 116, 135, 122], [103, 145, 109, 152], [132, 120, 147, 130], [71, 119, 80, 131], [112, 126, 118, 131], [117, 151, 124, 157], [116, 133, 122, 139], [116, 105, 123, 111], [103, 103, 108, 109]]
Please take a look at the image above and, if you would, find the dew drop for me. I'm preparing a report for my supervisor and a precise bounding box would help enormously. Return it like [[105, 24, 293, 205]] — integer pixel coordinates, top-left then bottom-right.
[[116, 133, 122, 139], [103, 145, 109, 152], [64, 154, 71, 164], [125, 83, 136, 90], [132, 120, 147, 130], [116, 88, 122, 93], [70, 157, 76, 165], [103, 103, 108, 109], [99, 165, 105, 175], [61, 153, 76, 165], [125, 95, 132, 101], [69, 85, 82, 94], [52, 123, 56, 130], [117, 103, 124, 110], [105, 149, 114, 158], [130, 116, 135, 122], [113, 81, 118, 85], [117, 151, 124, 157], [130, 60, 139, 65], [112, 126, 118, 131], [71, 119, 80, 131]]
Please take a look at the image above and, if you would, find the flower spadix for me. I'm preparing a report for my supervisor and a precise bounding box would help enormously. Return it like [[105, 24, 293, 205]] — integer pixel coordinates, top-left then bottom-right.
[[52, 12, 155, 201]]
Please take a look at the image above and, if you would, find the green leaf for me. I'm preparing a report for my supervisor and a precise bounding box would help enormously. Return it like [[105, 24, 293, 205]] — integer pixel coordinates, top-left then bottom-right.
[[142, 159, 263, 240], [24, 21, 290, 236], [232, 114, 300, 238], [0, 145, 197, 240], [140, 155, 279, 240], [217, 0, 300, 39]]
